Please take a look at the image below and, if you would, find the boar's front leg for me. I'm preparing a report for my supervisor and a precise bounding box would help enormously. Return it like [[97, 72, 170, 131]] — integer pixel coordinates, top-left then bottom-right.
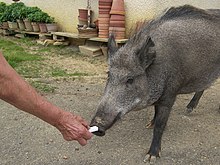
[[144, 97, 176, 162]]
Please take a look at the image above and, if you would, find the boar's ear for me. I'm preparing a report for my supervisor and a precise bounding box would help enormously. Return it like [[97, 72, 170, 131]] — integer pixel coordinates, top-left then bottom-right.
[[108, 33, 118, 59], [137, 37, 156, 70]]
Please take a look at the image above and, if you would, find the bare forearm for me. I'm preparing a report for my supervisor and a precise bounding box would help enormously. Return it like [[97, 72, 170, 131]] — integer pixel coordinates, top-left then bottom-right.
[[0, 52, 92, 145], [0, 53, 61, 126]]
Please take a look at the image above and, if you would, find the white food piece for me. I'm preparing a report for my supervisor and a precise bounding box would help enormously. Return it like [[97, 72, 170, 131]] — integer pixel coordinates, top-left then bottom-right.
[[89, 126, 99, 133]]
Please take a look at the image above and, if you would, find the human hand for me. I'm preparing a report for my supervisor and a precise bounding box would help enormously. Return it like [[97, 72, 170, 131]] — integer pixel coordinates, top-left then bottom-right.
[[55, 111, 93, 146]]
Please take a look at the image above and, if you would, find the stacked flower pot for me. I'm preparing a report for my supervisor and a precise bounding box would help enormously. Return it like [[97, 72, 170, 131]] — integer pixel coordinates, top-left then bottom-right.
[[78, 9, 90, 26], [98, 0, 113, 38], [109, 0, 126, 39]]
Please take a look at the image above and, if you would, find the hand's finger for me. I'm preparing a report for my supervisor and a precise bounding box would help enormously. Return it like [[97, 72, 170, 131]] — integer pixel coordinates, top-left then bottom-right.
[[82, 128, 93, 140], [81, 120, 89, 128], [77, 138, 87, 146], [62, 134, 72, 141]]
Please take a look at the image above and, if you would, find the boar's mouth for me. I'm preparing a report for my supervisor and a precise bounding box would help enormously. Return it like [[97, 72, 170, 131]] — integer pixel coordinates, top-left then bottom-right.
[[90, 112, 122, 137], [91, 127, 106, 136]]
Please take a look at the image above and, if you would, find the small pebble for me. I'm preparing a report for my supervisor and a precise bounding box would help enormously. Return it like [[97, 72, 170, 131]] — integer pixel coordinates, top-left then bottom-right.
[[63, 156, 68, 159]]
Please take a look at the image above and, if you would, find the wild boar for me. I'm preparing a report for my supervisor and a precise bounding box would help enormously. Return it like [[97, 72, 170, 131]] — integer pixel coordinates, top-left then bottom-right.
[[90, 5, 220, 162]]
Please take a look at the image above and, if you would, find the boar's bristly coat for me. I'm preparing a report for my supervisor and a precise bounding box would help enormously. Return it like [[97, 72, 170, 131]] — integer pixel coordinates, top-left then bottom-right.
[[90, 5, 220, 162]]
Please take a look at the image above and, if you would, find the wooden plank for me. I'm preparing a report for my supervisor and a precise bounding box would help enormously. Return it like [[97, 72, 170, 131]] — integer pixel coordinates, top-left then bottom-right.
[[14, 30, 52, 36], [51, 32, 90, 39], [89, 37, 128, 44], [79, 45, 103, 57]]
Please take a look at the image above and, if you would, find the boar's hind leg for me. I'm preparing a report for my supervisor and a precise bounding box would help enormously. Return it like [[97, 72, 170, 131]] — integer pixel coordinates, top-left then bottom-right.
[[186, 90, 204, 113], [145, 97, 175, 162], [147, 90, 204, 129]]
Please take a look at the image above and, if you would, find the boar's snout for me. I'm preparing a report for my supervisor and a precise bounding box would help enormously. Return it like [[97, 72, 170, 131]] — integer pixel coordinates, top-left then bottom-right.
[[90, 116, 107, 136], [90, 125, 106, 136], [90, 111, 122, 136]]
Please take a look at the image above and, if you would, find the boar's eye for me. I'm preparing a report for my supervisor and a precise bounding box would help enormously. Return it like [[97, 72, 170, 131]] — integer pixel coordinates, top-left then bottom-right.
[[126, 78, 134, 84]]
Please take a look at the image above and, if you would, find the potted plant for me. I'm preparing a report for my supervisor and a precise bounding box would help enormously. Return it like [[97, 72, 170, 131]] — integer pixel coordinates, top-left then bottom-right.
[[45, 16, 58, 32], [27, 11, 41, 32], [16, 6, 27, 31], [28, 11, 48, 33], [0, 2, 8, 29], [23, 6, 41, 31], [27, 10, 58, 33], [6, 2, 26, 30]]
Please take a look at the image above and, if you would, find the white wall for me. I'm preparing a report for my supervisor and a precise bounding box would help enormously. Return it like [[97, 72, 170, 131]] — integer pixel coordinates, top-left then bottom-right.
[[2, 0, 220, 35]]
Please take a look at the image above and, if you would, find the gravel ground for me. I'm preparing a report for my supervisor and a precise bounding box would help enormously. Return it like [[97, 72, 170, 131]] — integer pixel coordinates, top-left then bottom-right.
[[0, 77, 219, 165]]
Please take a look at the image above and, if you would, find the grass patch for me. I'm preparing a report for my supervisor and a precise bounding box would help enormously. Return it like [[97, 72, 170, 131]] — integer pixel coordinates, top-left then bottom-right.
[[0, 37, 98, 93], [4, 51, 42, 68], [0, 38, 42, 68], [51, 67, 89, 77], [16, 61, 45, 78], [17, 38, 37, 47], [30, 80, 56, 93]]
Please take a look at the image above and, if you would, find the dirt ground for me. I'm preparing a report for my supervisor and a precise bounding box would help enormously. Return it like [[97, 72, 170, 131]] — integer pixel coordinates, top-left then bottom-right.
[[0, 47, 220, 165]]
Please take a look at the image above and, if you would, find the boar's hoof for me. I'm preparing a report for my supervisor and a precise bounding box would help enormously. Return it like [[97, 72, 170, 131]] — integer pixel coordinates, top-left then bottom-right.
[[143, 155, 157, 164], [186, 107, 194, 113], [146, 120, 155, 129], [144, 151, 161, 164]]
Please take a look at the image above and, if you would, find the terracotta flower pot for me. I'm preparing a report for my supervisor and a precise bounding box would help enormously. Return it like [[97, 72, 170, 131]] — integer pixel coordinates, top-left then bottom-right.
[[8, 21, 18, 30], [78, 9, 90, 20], [99, 9, 111, 12], [98, 18, 110, 21], [31, 22, 40, 32], [109, 31, 125, 35], [109, 20, 125, 27], [98, 19, 110, 24], [99, 6, 112, 9], [98, 14, 110, 18], [99, 2, 112, 6], [98, 35, 109, 38], [39, 23, 47, 33], [99, 11, 111, 14], [17, 19, 25, 31], [99, 26, 109, 30], [98, 23, 109, 27], [23, 19, 33, 32], [99, 29, 109, 32], [110, 0, 125, 15], [99, 31, 109, 35], [46, 23, 58, 32], [99, 0, 112, 2], [2, 22, 9, 29], [110, 15, 125, 21], [78, 17, 88, 26], [109, 27, 125, 32]]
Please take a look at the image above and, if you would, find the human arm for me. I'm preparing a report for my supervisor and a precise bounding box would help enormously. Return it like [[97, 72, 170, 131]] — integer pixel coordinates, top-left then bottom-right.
[[0, 52, 92, 145]]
